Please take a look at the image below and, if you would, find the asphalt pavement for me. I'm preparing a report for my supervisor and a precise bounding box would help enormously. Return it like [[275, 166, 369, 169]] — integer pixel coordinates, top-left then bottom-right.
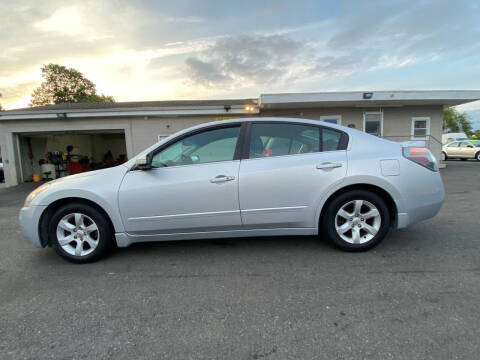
[[0, 160, 479, 359]]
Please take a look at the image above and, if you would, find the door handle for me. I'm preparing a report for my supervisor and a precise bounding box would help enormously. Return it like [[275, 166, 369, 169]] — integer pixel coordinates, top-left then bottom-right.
[[316, 162, 342, 170], [210, 175, 235, 183]]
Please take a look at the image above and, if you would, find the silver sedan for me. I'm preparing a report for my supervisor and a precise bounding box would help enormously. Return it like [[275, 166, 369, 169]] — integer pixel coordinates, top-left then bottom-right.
[[19, 118, 445, 263]]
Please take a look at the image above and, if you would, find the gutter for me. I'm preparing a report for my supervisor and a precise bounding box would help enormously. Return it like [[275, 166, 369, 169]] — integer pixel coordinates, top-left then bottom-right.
[[0, 105, 259, 121]]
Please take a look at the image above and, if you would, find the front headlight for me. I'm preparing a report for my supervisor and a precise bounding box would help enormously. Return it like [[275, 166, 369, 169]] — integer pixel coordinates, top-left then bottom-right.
[[24, 183, 51, 207]]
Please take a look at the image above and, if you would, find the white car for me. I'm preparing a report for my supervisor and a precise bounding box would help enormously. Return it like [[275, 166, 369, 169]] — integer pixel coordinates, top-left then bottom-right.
[[442, 140, 480, 161], [19, 118, 445, 263]]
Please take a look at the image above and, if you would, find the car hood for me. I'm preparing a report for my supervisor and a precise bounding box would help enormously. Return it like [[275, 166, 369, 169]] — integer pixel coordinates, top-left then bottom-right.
[[30, 165, 130, 206], [48, 167, 118, 185]]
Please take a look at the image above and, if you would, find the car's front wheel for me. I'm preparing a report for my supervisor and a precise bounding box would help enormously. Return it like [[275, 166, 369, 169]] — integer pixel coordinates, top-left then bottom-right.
[[48, 203, 113, 263], [475, 152, 480, 161], [321, 190, 391, 251]]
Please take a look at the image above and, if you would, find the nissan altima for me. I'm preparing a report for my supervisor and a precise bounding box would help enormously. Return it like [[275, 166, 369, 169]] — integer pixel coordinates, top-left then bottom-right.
[[19, 118, 445, 263]]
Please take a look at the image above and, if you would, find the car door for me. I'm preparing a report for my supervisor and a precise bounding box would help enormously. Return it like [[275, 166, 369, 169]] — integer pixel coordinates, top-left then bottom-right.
[[445, 142, 459, 157], [118, 124, 243, 235], [459, 141, 475, 158], [238, 122, 348, 229]]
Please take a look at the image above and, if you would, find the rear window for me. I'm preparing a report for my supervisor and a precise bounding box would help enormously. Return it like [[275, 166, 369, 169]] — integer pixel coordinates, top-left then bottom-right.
[[322, 128, 343, 151], [249, 123, 320, 159], [248, 123, 347, 159]]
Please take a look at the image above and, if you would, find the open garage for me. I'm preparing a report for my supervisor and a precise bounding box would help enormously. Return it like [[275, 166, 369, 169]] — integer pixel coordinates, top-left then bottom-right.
[[16, 130, 127, 182]]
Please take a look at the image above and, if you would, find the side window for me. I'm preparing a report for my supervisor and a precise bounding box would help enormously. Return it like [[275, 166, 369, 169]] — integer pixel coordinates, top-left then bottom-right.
[[459, 142, 472, 148], [447, 142, 459, 147], [151, 126, 240, 168], [322, 128, 342, 151], [249, 123, 320, 159]]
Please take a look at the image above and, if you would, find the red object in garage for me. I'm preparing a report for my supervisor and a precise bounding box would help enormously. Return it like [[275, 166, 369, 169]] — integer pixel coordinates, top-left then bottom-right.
[[69, 161, 90, 174]]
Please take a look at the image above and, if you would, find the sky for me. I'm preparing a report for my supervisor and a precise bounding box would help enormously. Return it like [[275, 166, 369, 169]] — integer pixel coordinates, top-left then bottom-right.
[[1, 0, 479, 127]]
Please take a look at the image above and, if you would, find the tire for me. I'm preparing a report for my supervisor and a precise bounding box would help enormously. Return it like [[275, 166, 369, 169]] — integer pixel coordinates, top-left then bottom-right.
[[321, 190, 391, 252], [48, 203, 113, 263], [441, 152, 448, 161], [475, 152, 480, 161]]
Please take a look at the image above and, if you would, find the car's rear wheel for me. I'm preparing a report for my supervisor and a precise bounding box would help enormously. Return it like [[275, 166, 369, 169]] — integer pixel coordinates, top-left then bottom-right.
[[441, 152, 448, 161], [48, 203, 113, 263], [321, 190, 390, 251]]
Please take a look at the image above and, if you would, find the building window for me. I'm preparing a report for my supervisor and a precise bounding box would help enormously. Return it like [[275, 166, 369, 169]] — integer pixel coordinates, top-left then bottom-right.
[[320, 115, 342, 125], [411, 117, 430, 139], [363, 112, 383, 136]]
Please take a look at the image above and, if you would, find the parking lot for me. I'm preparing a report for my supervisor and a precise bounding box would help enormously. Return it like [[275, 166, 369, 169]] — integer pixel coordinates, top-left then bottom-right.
[[0, 160, 479, 359]]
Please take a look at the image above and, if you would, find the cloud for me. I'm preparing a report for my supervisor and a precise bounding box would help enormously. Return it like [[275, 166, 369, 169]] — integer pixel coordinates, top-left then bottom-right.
[[0, 0, 213, 108], [184, 34, 304, 89], [0, 82, 39, 109], [185, 57, 232, 85], [165, 16, 204, 23], [327, 0, 480, 64], [180, 0, 480, 95], [182, 31, 421, 92], [34, 5, 87, 36]]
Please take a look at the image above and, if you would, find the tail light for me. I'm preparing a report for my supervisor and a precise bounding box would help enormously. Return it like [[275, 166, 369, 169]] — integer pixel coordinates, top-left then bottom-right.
[[402, 147, 439, 171]]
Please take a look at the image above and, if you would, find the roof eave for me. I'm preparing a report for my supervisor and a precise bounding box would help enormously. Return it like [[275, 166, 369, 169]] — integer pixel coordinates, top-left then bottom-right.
[[259, 90, 480, 109], [0, 105, 259, 121]]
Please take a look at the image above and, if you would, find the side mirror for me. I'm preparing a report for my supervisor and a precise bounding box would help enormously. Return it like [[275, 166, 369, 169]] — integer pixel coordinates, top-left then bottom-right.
[[467, 145, 473, 148], [135, 155, 151, 170]]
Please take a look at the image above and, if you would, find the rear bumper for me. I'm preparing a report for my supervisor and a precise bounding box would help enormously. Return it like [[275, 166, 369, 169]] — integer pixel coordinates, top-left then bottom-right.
[[19, 205, 46, 248], [396, 171, 445, 229]]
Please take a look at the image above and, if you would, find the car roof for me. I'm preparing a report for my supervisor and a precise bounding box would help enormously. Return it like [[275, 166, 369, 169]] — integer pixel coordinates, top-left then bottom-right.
[[445, 140, 471, 145], [198, 116, 350, 132]]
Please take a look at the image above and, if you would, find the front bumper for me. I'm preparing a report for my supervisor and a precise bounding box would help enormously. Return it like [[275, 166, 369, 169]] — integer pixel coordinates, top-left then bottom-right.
[[19, 205, 47, 248]]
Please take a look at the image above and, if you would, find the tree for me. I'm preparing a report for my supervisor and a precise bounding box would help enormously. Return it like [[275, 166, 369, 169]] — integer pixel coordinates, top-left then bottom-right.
[[443, 108, 473, 136], [30, 64, 114, 106], [473, 130, 480, 139]]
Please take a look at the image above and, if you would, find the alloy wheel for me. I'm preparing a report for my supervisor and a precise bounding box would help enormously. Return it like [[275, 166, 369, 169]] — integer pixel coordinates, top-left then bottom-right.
[[335, 200, 381, 244], [56, 213, 100, 257]]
